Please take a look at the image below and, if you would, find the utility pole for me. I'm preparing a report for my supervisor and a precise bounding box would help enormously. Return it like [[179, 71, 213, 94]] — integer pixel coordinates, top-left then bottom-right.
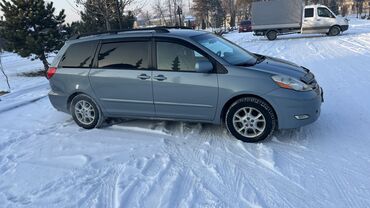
[[115, 0, 123, 29]]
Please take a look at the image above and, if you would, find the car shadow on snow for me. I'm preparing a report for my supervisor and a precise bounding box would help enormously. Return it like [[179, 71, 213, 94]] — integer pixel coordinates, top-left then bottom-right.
[[99, 118, 309, 145]]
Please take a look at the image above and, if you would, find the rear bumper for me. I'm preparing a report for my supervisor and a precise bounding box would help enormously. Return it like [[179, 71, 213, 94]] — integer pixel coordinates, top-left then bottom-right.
[[266, 87, 323, 129], [48, 91, 69, 113], [341, 25, 349, 32]]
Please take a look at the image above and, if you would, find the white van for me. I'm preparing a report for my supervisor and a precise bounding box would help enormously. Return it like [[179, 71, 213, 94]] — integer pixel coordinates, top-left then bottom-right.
[[251, 0, 349, 40]]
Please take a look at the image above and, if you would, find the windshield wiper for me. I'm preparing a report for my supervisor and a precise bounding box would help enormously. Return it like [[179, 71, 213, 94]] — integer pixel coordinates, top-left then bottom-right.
[[255, 55, 266, 65]]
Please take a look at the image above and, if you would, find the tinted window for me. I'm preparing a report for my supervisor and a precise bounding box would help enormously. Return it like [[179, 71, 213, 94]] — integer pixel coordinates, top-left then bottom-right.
[[156, 42, 209, 72], [305, 8, 314, 18], [59, 41, 97, 68], [98, 42, 149, 69], [318, 7, 335, 18], [240, 21, 251, 26]]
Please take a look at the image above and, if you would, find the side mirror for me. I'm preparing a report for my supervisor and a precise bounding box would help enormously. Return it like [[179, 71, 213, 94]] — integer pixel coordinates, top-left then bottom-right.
[[195, 60, 213, 73]]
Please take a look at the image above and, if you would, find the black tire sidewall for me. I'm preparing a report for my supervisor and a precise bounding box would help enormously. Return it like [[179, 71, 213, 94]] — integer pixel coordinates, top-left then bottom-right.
[[267, 31, 277, 41], [70, 94, 101, 129], [329, 26, 340, 36], [225, 98, 276, 143]]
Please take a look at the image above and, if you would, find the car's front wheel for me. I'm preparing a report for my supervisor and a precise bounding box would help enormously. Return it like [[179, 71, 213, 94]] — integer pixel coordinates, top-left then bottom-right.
[[70, 94, 104, 129], [328, 26, 341, 36], [225, 97, 276, 143]]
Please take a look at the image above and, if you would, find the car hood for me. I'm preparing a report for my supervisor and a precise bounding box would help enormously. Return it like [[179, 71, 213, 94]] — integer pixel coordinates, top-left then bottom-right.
[[253, 55, 306, 79]]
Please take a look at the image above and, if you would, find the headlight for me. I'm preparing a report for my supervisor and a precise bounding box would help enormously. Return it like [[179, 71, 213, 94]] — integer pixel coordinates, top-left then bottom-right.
[[272, 75, 313, 91]]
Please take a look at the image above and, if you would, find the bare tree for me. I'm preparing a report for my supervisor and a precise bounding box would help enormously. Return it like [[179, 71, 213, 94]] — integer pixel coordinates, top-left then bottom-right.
[[222, 0, 237, 27], [153, 0, 168, 25], [236, 0, 252, 21]]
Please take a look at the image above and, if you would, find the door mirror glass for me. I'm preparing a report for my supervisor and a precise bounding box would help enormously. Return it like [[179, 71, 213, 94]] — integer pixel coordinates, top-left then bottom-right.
[[196, 60, 213, 73]]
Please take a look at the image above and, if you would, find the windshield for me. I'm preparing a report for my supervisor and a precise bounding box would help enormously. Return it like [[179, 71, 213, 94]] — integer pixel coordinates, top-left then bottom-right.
[[192, 33, 257, 66]]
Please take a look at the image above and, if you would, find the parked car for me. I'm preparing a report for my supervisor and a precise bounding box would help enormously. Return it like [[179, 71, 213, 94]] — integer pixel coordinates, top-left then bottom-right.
[[252, 0, 349, 40], [48, 28, 323, 142], [239, 20, 252, 33]]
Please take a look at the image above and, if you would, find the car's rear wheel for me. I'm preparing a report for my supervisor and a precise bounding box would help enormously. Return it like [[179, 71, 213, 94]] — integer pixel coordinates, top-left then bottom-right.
[[225, 97, 276, 143], [70, 94, 104, 129], [328, 26, 341, 36], [266, 30, 278, 41]]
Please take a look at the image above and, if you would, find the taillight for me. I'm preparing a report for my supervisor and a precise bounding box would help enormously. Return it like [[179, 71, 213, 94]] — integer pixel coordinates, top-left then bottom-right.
[[47, 67, 57, 79]]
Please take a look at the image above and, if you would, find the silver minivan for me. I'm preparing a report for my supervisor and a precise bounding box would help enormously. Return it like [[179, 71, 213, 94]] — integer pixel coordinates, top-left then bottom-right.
[[48, 28, 323, 142]]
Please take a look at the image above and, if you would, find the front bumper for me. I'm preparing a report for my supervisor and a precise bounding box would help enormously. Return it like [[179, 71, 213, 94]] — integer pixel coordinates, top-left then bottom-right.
[[341, 25, 349, 32], [266, 87, 323, 129]]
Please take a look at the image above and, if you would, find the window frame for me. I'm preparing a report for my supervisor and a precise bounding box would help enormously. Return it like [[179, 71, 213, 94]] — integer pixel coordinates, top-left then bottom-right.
[[93, 37, 152, 71], [153, 37, 223, 74], [58, 40, 99, 69], [317, 7, 335, 18], [304, 8, 314, 18]]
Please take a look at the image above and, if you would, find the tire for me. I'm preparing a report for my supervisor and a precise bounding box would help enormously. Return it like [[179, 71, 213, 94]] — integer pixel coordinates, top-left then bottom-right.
[[266, 30, 277, 41], [70, 94, 104, 129], [328, 26, 341, 36], [225, 97, 277, 143]]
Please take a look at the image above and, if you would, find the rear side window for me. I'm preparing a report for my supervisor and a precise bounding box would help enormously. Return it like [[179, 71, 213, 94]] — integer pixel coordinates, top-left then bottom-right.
[[305, 8, 314, 18], [98, 41, 149, 69], [59, 41, 97, 68]]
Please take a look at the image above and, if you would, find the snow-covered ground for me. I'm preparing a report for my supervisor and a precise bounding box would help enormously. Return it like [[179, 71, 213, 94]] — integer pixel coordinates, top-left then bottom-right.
[[1, 18, 370, 208]]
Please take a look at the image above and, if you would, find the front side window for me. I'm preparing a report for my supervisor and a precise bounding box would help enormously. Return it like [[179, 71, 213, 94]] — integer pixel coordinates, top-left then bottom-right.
[[156, 42, 209, 72], [192, 33, 257, 66], [304, 8, 314, 18], [59, 41, 97, 68], [98, 41, 149, 69], [317, 7, 335, 18]]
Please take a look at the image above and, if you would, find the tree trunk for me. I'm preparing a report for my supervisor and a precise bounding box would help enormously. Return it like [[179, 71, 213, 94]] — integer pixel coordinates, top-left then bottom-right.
[[230, 12, 236, 27], [40, 53, 49, 77]]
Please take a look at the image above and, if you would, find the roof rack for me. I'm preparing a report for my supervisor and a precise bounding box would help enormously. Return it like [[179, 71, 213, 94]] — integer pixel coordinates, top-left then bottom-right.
[[69, 26, 193, 40]]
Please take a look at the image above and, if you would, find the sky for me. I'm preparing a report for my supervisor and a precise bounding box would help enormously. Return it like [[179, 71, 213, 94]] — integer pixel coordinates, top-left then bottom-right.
[[52, 0, 82, 23], [0, 0, 192, 24]]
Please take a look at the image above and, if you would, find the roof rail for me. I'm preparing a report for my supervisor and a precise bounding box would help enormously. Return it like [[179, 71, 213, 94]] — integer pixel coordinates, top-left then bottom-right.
[[69, 26, 193, 40]]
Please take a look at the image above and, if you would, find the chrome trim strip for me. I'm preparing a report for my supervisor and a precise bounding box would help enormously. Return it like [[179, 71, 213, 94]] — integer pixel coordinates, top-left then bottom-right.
[[155, 101, 213, 108], [101, 98, 153, 104]]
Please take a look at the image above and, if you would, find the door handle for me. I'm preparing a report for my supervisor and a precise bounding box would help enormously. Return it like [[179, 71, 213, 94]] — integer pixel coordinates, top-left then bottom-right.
[[153, 75, 167, 81], [137, 74, 150, 80]]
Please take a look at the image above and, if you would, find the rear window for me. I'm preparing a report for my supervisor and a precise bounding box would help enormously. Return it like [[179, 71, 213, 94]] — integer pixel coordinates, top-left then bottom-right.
[[59, 41, 97, 68], [305, 8, 314, 18], [240, 21, 251, 26], [98, 41, 149, 70]]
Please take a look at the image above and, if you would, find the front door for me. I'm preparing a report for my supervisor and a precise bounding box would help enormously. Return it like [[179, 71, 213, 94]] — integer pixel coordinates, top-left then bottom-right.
[[315, 7, 337, 33], [152, 40, 219, 121], [89, 39, 155, 117]]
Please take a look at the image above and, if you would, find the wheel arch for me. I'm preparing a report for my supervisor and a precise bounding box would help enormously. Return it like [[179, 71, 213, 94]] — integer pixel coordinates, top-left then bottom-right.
[[220, 94, 278, 128], [67, 92, 84, 111], [331, 24, 341, 31], [67, 92, 100, 112]]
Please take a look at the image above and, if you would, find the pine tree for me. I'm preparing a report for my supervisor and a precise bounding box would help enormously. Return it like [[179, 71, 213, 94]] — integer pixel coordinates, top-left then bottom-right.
[[0, 0, 66, 73], [171, 56, 180, 71]]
